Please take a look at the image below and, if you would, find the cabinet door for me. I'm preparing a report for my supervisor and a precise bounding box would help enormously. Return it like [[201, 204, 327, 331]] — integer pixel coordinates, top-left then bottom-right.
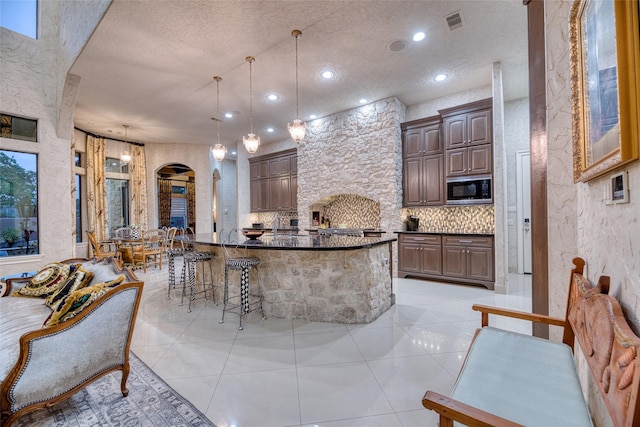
[[423, 124, 443, 155], [420, 244, 443, 275], [467, 109, 492, 146], [269, 177, 291, 210], [423, 155, 444, 205], [468, 145, 492, 175], [269, 157, 290, 177], [446, 148, 467, 177], [250, 160, 269, 180], [403, 157, 424, 206], [399, 243, 421, 273], [444, 115, 466, 149], [251, 180, 269, 212], [467, 246, 494, 281], [291, 155, 298, 174], [278, 176, 291, 210], [442, 246, 466, 278], [403, 129, 424, 158]]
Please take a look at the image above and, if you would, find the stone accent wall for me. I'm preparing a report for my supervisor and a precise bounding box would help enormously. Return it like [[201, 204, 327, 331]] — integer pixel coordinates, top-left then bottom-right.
[[297, 97, 405, 244], [196, 243, 393, 324], [404, 206, 494, 234]]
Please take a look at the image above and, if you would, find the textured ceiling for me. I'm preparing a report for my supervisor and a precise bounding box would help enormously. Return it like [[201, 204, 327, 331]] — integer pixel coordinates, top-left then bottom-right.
[[70, 0, 528, 152]]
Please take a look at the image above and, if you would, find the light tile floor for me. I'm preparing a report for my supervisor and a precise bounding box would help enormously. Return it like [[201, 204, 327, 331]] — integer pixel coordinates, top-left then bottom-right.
[[131, 263, 532, 427]]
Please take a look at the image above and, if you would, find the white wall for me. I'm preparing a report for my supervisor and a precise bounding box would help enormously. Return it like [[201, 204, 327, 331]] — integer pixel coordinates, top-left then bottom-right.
[[0, 1, 110, 275]]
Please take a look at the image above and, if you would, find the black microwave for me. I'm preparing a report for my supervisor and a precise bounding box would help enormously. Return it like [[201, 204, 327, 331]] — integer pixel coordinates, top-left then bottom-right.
[[446, 176, 492, 205]]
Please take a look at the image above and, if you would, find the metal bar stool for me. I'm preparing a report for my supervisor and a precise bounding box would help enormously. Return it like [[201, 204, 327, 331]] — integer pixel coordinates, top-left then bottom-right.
[[180, 251, 215, 312], [166, 248, 186, 299], [218, 239, 265, 330]]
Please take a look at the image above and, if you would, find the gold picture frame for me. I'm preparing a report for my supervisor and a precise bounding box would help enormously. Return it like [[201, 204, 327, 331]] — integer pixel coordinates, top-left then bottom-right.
[[570, 0, 640, 182]]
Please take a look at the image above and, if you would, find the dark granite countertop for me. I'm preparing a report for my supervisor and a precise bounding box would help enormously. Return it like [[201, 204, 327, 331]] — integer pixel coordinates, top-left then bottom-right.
[[394, 231, 495, 236], [191, 233, 397, 251]]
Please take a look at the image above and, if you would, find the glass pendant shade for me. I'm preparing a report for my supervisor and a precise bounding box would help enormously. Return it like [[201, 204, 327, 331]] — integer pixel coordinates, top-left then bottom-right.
[[120, 125, 131, 164], [243, 134, 260, 154], [212, 143, 227, 161], [288, 29, 305, 144], [288, 119, 306, 143], [120, 150, 132, 164], [243, 56, 260, 154], [212, 75, 226, 161]]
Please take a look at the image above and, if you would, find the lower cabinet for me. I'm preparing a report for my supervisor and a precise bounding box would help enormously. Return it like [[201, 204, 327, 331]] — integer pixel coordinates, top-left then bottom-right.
[[398, 233, 494, 289]]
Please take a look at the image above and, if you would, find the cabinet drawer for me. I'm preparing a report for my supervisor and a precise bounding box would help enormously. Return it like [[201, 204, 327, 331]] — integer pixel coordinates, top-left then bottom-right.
[[443, 235, 493, 247], [400, 234, 441, 245]]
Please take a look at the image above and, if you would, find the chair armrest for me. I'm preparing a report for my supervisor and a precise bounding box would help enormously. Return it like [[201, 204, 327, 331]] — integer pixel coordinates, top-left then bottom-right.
[[472, 304, 567, 328], [423, 391, 524, 427], [2, 276, 35, 297]]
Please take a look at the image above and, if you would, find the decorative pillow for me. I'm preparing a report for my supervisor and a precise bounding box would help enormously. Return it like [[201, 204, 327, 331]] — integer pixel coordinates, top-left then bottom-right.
[[45, 266, 94, 310], [13, 263, 72, 298], [43, 275, 126, 328], [81, 258, 118, 286]]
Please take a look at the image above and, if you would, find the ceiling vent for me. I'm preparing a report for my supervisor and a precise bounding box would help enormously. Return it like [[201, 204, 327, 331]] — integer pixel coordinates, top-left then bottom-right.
[[445, 10, 464, 31]]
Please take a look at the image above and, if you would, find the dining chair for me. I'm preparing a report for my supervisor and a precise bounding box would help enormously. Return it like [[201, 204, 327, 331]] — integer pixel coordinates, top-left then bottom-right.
[[131, 229, 166, 272], [87, 231, 118, 260]]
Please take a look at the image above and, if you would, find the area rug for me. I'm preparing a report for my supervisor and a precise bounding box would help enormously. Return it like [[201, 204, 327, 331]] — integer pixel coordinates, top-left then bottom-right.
[[14, 352, 216, 427]]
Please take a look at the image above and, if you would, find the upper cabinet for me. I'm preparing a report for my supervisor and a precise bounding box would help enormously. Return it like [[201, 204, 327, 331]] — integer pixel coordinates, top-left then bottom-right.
[[439, 98, 493, 177], [401, 116, 444, 207], [249, 148, 298, 213]]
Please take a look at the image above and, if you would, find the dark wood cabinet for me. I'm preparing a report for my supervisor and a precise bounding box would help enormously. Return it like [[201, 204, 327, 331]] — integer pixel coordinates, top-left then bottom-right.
[[398, 234, 442, 276], [445, 144, 492, 177], [401, 116, 444, 207], [442, 235, 494, 287], [440, 98, 493, 178], [249, 149, 297, 212], [398, 233, 494, 289]]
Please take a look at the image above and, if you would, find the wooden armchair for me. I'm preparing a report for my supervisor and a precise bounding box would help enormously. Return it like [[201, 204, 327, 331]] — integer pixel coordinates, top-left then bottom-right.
[[86, 231, 118, 260], [131, 229, 166, 272]]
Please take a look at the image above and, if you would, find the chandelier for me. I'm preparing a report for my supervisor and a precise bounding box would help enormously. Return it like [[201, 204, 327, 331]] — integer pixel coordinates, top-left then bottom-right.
[[211, 75, 227, 162], [120, 125, 131, 164], [288, 29, 306, 144], [243, 56, 260, 154]]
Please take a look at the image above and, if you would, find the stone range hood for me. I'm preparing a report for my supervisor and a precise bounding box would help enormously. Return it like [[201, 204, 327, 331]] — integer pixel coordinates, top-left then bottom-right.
[[310, 194, 381, 229]]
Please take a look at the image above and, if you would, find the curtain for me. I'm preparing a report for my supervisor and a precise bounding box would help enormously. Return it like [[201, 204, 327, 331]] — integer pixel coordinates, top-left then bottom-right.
[[130, 145, 148, 230], [158, 178, 172, 227], [70, 131, 78, 257], [86, 135, 108, 241], [186, 181, 196, 230]]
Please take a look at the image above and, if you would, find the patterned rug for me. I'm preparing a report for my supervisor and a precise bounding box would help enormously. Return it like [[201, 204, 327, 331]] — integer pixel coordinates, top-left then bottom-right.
[[14, 352, 216, 427]]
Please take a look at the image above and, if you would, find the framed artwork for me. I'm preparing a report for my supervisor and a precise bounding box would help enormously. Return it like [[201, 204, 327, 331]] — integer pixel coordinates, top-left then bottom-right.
[[570, 0, 640, 182]]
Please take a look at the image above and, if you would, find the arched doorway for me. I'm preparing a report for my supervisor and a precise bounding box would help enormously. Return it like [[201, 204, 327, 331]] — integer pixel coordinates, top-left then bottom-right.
[[157, 163, 195, 230]]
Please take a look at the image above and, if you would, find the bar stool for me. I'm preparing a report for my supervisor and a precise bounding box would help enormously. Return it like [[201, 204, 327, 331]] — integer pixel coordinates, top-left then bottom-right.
[[218, 242, 265, 330], [180, 251, 215, 312], [166, 248, 186, 299]]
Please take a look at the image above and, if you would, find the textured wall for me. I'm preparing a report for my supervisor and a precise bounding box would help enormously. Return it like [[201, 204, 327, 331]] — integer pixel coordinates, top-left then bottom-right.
[[0, 1, 109, 275], [405, 85, 493, 122], [317, 194, 381, 229], [297, 97, 405, 237], [504, 98, 531, 272]]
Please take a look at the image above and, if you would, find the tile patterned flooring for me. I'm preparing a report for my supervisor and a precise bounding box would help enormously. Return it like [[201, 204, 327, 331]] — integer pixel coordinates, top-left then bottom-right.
[[131, 263, 532, 427]]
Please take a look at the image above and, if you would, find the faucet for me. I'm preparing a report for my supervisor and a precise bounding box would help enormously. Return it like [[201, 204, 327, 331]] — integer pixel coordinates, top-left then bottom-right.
[[273, 213, 280, 237]]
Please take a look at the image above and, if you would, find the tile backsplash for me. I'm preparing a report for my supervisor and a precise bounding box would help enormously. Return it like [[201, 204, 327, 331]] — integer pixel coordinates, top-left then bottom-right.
[[405, 205, 494, 234]]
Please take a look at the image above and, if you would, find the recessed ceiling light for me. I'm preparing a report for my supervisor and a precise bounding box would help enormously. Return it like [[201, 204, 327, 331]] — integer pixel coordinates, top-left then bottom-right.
[[309, 114, 317, 119], [224, 112, 233, 118], [232, 151, 237, 155], [266, 127, 275, 133], [434, 73, 449, 82], [359, 99, 367, 104], [321, 70, 335, 79], [266, 94, 279, 101], [413, 32, 426, 42]]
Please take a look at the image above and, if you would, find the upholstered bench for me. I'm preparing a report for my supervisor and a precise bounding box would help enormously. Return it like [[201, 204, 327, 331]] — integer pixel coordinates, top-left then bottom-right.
[[423, 258, 640, 427]]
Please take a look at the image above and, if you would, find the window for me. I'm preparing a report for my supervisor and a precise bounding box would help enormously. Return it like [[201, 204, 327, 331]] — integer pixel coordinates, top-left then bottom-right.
[[74, 151, 87, 243], [106, 178, 129, 231], [0, 150, 38, 257], [105, 157, 129, 174], [0, 0, 38, 39], [0, 114, 37, 142]]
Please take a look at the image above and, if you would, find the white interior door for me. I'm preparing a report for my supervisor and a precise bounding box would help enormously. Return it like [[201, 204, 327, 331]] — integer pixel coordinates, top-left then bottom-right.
[[516, 151, 532, 274]]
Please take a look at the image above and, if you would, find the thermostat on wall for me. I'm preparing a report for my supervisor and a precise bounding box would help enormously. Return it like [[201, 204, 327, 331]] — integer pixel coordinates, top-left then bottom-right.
[[609, 171, 629, 204]]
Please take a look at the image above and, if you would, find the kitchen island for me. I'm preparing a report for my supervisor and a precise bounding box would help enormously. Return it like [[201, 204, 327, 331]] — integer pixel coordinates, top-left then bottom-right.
[[189, 233, 396, 323]]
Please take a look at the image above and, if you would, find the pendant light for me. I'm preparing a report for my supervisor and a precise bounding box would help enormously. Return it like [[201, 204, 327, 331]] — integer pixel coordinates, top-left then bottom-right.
[[120, 125, 131, 164], [288, 29, 306, 144], [211, 75, 227, 162], [243, 56, 260, 154]]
